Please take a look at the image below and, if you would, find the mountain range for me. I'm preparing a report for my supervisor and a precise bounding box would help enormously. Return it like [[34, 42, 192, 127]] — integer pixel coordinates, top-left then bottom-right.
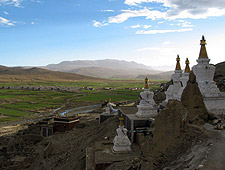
[[0, 65, 102, 82], [43, 59, 172, 79]]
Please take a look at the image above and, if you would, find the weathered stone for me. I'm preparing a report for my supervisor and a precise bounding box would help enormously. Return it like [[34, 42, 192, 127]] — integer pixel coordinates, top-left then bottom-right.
[[181, 71, 209, 124], [151, 99, 188, 166], [153, 91, 166, 104]]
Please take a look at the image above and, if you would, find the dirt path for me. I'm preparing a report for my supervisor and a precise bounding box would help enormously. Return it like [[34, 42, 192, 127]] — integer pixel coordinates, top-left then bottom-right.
[[202, 129, 225, 170]]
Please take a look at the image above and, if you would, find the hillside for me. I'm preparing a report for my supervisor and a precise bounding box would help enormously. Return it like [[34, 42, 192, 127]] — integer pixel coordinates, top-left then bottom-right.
[[69, 67, 161, 79], [0, 66, 103, 82], [137, 71, 173, 80], [214, 61, 225, 92], [45, 59, 153, 71], [43, 59, 162, 79]]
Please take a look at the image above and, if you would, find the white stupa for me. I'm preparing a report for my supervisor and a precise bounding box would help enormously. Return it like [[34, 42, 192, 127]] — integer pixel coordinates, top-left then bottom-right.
[[136, 78, 157, 117], [177, 58, 191, 97], [165, 55, 183, 101], [192, 36, 225, 114], [113, 116, 131, 152]]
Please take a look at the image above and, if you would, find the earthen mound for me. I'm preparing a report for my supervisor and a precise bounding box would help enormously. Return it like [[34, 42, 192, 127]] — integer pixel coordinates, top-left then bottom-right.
[[181, 71, 209, 124]]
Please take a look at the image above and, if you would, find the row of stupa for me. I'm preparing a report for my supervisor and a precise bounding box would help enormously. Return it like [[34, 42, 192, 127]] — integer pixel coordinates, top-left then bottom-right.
[[166, 35, 225, 114], [111, 35, 225, 153]]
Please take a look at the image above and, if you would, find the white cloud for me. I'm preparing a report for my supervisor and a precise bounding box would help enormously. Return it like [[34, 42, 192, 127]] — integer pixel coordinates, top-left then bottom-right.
[[92, 20, 108, 27], [143, 24, 152, 29], [94, 0, 225, 28], [163, 41, 173, 45], [101, 9, 114, 12], [131, 24, 141, 28], [108, 8, 166, 24], [3, 11, 8, 15], [0, 0, 23, 7], [136, 28, 192, 34], [158, 21, 164, 24], [131, 24, 152, 29], [124, 0, 165, 6], [0, 16, 14, 26]]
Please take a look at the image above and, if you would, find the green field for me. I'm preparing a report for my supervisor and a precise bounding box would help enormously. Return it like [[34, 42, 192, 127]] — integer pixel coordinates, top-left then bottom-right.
[[0, 80, 162, 123], [0, 79, 164, 88]]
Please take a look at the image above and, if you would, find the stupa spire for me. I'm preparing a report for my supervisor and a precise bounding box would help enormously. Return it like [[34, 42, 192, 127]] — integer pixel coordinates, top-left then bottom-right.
[[199, 35, 208, 58], [119, 116, 124, 127], [175, 55, 181, 70], [145, 77, 149, 89], [184, 58, 190, 73]]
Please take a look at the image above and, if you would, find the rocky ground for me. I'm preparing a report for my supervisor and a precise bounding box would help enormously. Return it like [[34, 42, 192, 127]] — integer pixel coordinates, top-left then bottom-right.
[[0, 105, 225, 170], [1, 70, 225, 170], [0, 113, 118, 170]]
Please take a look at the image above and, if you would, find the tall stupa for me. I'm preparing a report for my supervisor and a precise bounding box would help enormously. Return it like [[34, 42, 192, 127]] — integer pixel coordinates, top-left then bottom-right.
[[177, 58, 191, 97], [165, 55, 183, 101], [136, 77, 157, 117], [192, 36, 225, 114]]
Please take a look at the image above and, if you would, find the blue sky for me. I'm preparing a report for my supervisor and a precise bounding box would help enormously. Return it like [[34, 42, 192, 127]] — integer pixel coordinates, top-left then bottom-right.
[[1, 0, 225, 70]]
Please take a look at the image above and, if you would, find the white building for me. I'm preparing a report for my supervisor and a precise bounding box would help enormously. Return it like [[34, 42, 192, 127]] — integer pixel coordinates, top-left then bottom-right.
[[165, 55, 183, 101], [192, 36, 225, 114], [136, 78, 157, 117]]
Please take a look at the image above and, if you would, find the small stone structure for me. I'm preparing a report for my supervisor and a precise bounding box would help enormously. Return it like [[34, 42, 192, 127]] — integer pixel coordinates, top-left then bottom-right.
[[113, 116, 131, 152], [136, 77, 157, 117]]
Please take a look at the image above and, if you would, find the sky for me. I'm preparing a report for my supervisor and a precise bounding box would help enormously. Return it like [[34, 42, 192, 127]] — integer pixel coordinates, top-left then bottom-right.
[[1, 0, 225, 70]]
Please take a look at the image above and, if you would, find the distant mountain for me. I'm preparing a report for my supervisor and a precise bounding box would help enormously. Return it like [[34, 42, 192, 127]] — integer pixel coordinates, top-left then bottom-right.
[[45, 59, 153, 71], [0, 65, 102, 82], [43, 59, 162, 79], [151, 65, 175, 72], [214, 61, 225, 81], [136, 71, 173, 80], [214, 61, 225, 92]]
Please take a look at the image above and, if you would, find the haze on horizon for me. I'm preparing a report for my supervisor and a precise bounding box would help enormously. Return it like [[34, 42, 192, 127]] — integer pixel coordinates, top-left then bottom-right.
[[1, 0, 225, 70]]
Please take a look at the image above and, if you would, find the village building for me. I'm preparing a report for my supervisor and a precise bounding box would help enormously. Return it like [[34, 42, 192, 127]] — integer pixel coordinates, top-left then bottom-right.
[[54, 116, 79, 132]]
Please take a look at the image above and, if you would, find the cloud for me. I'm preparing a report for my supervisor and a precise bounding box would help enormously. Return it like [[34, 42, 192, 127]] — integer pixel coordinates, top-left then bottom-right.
[[3, 11, 9, 15], [0, 16, 14, 26], [92, 20, 108, 27], [131, 24, 141, 28], [163, 41, 173, 45], [124, 0, 165, 6], [94, 0, 225, 27], [136, 28, 192, 34], [108, 8, 166, 24], [0, 0, 23, 7], [131, 24, 152, 29], [101, 9, 115, 12], [180, 21, 193, 28], [143, 24, 152, 29]]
